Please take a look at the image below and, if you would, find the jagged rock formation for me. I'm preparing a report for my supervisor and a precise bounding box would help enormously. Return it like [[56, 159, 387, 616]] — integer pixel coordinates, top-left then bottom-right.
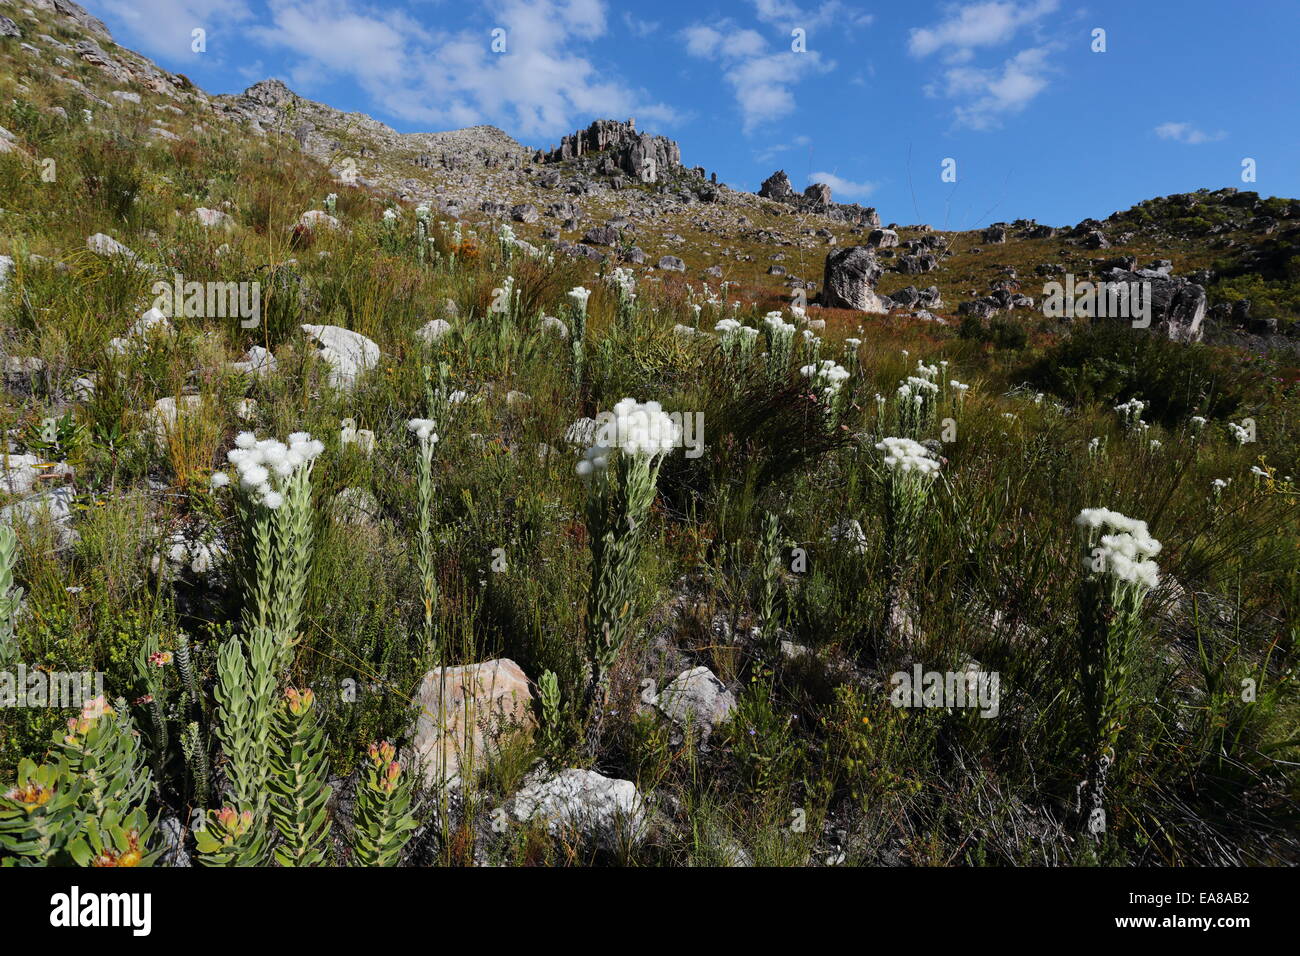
[[759, 170, 795, 200], [537, 118, 682, 184], [757, 169, 880, 228]]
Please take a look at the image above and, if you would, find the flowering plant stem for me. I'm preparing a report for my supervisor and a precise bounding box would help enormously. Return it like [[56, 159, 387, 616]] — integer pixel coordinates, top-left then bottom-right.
[[581, 450, 662, 748]]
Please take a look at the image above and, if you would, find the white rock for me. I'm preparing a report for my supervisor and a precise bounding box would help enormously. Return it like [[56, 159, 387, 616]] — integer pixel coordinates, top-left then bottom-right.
[[127, 307, 172, 339], [86, 232, 136, 260], [300, 324, 378, 390], [830, 517, 868, 554], [0, 254, 13, 289], [109, 90, 140, 104], [229, 345, 276, 376], [0, 486, 77, 549], [149, 395, 203, 440], [564, 417, 599, 447], [655, 666, 737, 742], [511, 769, 647, 846], [1, 454, 73, 495], [298, 209, 341, 231], [193, 207, 233, 229], [540, 315, 568, 339], [415, 318, 451, 344]]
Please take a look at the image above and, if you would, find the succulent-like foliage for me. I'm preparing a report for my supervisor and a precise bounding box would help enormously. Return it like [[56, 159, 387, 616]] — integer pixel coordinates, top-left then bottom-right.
[[350, 741, 417, 867], [1, 700, 156, 867], [0, 525, 22, 666], [212, 627, 278, 826], [0, 758, 82, 864], [268, 688, 332, 866]]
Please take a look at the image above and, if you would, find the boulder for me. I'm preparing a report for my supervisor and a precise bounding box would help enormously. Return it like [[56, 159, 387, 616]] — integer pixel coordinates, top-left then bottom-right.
[[821, 246, 889, 313], [229, 345, 276, 376], [758, 170, 795, 200], [867, 228, 899, 248], [409, 659, 535, 787], [1, 454, 74, 496], [298, 209, 341, 231], [193, 207, 233, 229], [582, 225, 620, 246], [804, 182, 833, 208], [657, 255, 685, 272], [86, 233, 136, 260], [415, 318, 452, 344], [300, 324, 379, 389], [654, 666, 736, 743], [511, 768, 647, 847], [1100, 268, 1207, 342], [510, 203, 539, 223]]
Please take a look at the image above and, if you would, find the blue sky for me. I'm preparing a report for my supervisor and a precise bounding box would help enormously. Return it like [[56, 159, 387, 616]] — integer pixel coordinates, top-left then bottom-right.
[[85, 0, 1300, 228]]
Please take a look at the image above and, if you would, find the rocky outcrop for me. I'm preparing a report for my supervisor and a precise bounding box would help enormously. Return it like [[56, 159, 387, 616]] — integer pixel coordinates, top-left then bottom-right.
[[1099, 267, 1207, 342], [539, 118, 681, 184], [759, 170, 795, 200]]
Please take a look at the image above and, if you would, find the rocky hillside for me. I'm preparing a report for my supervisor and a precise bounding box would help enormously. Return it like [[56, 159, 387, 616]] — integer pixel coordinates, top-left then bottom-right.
[[6, 0, 1299, 348]]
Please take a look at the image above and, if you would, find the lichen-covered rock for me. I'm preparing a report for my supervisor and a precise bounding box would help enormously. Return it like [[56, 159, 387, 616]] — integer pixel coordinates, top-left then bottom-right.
[[510, 769, 647, 847], [821, 246, 889, 313]]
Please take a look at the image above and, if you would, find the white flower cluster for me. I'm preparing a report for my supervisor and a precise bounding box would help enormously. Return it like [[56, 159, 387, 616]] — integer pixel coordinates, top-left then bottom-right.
[[608, 268, 636, 300], [576, 399, 681, 478], [568, 286, 591, 309], [714, 317, 742, 336], [875, 436, 940, 476], [1227, 421, 1251, 444], [407, 418, 438, 443], [217, 431, 325, 509], [1115, 398, 1146, 428], [382, 208, 399, 223], [801, 359, 850, 397], [1075, 507, 1161, 589], [763, 311, 795, 335]]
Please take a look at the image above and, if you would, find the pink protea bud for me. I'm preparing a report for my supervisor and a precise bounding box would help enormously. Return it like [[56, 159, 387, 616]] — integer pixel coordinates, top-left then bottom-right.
[[285, 687, 315, 715]]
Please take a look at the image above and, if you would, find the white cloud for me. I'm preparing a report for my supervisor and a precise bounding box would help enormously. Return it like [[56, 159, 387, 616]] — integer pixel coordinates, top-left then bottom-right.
[[749, 0, 874, 31], [623, 12, 660, 37], [808, 170, 876, 200], [911, 1, 1062, 129], [908, 0, 1058, 59], [96, 0, 255, 58], [926, 45, 1055, 129], [245, 0, 677, 139], [1154, 122, 1226, 145], [682, 19, 833, 132]]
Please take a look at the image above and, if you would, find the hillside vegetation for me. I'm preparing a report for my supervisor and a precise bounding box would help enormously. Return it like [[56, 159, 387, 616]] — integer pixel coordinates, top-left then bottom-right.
[[0, 1, 1296, 867]]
